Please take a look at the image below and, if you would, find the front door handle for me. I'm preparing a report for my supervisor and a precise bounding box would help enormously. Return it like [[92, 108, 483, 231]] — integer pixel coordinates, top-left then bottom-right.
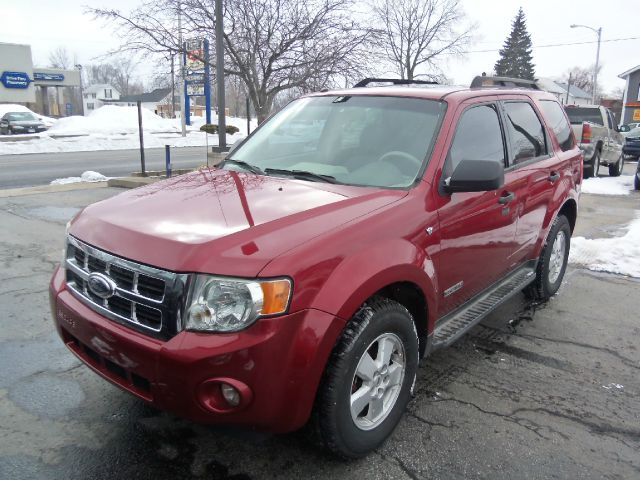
[[548, 172, 560, 182], [498, 192, 515, 204]]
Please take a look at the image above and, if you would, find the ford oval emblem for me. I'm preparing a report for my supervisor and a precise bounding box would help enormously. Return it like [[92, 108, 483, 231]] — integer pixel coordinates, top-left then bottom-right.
[[87, 272, 117, 299]]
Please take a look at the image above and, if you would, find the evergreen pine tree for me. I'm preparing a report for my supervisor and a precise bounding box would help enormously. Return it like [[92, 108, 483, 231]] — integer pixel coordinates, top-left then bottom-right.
[[494, 8, 535, 80]]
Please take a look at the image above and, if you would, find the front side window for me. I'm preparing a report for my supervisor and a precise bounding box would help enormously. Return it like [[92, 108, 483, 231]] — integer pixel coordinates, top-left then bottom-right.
[[539, 100, 574, 152], [228, 96, 445, 188], [503, 102, 547, 164], [446, 104, 505, 176]]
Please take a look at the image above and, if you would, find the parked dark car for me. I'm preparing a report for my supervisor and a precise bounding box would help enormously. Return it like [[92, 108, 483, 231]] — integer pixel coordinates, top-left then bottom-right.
[[622, 127, 640, 160], [0, 112, 47, 135]]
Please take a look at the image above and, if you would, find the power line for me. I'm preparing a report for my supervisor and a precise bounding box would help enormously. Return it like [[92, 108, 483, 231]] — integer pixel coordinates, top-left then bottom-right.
[[446, 36, 640, 55]]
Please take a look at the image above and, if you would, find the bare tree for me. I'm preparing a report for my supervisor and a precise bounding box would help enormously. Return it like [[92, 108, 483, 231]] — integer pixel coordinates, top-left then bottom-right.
[[370, 0, 472, 80], [87, 0, 372, 122], [84, 58, 144, 95], [562, 65, 603, 97], [48, 46, 72, 69]]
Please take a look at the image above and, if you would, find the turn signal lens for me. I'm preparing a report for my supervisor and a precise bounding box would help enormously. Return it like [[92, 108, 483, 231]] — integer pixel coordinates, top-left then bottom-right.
[[260, 279, 292, 315]]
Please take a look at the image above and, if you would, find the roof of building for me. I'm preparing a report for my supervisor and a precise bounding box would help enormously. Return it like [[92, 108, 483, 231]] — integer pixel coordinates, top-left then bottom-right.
[[536, 77, 566, 95], [557, 83, 591, 99], [618, 65, 640, 79], [115, 88, 172, 103], [84, 84, 118, 93]]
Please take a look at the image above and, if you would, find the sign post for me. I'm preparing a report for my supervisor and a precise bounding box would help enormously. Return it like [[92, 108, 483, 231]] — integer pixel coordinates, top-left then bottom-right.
[[137, 100, 146, 176], [184, 38, 212, 127]]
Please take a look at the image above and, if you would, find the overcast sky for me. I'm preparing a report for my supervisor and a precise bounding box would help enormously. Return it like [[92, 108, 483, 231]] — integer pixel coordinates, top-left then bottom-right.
[[1, 0, 636, 94]]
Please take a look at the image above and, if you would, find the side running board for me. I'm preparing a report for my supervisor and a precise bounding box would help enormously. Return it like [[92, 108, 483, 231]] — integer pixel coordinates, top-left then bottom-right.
[[430, 265, 536, 352]]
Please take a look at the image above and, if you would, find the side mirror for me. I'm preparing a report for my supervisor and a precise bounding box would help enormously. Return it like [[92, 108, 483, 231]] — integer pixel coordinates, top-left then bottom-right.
[[619, 125, 631, 133], [446, 159, 504, 193]]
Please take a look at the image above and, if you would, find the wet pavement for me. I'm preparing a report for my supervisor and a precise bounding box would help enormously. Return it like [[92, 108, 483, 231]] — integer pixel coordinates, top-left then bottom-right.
[[1, 182, 639, 479]]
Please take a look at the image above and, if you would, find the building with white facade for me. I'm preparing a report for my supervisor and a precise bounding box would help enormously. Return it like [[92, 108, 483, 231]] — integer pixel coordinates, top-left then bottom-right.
[[83, 84, 120, 114]]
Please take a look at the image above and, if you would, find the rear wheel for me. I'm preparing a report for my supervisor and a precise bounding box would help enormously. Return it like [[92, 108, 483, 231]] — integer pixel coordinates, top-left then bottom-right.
[[609, 153, 624, 177], [584, 150, 600, 178], [314, 297, 419, 458], [635, 171, 640, 190], [525, 215, 571, 301]]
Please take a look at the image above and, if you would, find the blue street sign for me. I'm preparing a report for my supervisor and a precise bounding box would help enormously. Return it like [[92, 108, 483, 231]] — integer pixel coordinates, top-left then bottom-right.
[[65, 103, 73, 116], [1, 71, 32, 89], [34, 72, 65, 82]]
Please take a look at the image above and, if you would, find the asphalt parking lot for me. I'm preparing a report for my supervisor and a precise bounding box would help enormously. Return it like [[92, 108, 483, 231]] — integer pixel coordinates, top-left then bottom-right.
[[1, 173, 639, 479]]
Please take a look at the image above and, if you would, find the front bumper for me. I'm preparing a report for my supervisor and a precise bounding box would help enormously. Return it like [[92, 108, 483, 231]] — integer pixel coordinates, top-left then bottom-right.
[[50, 266, 344, 433], [622, 144, 640, 157]]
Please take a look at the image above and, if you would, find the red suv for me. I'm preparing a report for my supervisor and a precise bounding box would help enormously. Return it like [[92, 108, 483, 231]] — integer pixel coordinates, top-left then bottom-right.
[[50, 77, 581, 458]]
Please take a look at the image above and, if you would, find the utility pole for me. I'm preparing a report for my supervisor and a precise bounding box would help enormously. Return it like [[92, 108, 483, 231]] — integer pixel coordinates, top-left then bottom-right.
[[570, 24, 602, 105], [565, 72, 572, 105], [170, 53, 176, 118], [593, 27, 602, 104], [215, 0, 227, 149], [75, 64, 85, 116], [178, 1, 186, 136]]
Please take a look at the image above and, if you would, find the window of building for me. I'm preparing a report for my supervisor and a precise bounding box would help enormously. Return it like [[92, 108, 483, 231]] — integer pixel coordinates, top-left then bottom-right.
[[503, 102, 547, 164], [87, 103, 95, 110], [92, 93, 96, 99], [539, 100, 574, 152], [104, 89, 112, 99]]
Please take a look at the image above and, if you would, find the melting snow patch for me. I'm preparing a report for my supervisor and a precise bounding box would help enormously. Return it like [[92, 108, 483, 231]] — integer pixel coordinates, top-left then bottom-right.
[[602, 383, 624, 390], [569, 216, 640, 278], [51, 171, 109, 185], [581, 175, 634, 196]]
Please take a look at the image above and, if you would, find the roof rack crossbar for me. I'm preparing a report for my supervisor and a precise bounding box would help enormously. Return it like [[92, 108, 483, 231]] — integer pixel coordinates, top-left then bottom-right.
[[470, 76, 540, 90], [353, 78, 439, 88]]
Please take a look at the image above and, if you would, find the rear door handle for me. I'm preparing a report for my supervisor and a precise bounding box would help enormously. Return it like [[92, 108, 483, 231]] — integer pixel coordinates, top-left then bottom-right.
[[498, 192, 515, 204], [548, 172, 560, 182]]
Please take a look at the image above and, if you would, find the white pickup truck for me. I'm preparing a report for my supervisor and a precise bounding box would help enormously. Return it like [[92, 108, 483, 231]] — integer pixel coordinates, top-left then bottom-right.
[[564, 105, 625, 178]]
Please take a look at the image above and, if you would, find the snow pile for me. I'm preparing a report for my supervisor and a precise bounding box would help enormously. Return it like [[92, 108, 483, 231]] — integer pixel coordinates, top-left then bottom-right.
[[48, 106, 179, 135], [50, 171, 109, 185], [569, 216, 640, 278], [0, 103, 57, 127], [581, 175, 634, 196]]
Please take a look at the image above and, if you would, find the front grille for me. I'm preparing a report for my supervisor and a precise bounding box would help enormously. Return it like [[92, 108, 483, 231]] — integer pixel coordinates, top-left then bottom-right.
[[64, 236, 188, 339]]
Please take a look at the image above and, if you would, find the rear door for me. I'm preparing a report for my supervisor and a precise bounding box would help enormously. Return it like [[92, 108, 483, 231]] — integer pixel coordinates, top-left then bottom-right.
[[501, 97, 578, 265], [433, 98, 522, 316]]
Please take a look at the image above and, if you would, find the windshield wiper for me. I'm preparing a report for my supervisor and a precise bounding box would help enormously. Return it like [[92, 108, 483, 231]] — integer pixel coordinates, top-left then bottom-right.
[[220, 159, 264, 175], [264, 168, 338, 184]]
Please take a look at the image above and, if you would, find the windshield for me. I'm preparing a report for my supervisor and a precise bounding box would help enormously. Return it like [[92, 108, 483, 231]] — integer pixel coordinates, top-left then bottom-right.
[[227, 95, 445, 188], [6, 112, 37, 121], [565, 107, 603, 126]]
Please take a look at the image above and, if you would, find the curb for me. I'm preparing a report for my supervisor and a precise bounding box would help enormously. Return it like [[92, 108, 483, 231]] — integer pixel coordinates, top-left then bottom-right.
[[107, 177, 162, 189], [0, 182, 109, 198]]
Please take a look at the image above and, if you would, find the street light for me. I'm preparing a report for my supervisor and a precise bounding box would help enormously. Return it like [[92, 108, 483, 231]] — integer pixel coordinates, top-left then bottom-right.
[[570, 24, 602, 104], [75, 64, 85, 116]]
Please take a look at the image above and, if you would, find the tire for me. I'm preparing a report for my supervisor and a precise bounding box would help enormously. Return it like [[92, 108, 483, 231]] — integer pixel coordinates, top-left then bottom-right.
[[609, 153, 624, 177], [314, 296, 419, 458], [583, 150, 600, 178], [525, 215, 571, 301], [635, 171, 640, 191]]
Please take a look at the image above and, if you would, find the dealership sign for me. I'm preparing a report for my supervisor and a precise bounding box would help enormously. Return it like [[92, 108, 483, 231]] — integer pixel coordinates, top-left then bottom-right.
[[34, 72, 65, 82], [1, 71, 32, 89]]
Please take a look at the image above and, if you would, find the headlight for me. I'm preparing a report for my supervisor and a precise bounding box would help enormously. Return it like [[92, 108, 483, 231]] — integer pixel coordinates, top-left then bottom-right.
[[185, 275, 292, 332]]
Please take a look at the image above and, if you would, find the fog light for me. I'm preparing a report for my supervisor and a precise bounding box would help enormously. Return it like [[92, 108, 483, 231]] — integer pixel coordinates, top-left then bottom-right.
[[220, 383, 241, 407]]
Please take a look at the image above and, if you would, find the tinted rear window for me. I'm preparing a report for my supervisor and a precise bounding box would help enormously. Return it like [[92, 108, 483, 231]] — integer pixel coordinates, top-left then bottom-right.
[[565, 107, 603, 126], [539, 100, 574, 152]]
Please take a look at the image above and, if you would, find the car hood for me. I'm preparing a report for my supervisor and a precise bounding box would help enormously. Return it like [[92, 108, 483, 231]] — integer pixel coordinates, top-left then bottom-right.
[[70, 168, 408, 276]]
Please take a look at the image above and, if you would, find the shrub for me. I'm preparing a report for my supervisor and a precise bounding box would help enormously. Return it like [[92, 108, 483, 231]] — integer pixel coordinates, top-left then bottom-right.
[[200, 124, 240, 135]]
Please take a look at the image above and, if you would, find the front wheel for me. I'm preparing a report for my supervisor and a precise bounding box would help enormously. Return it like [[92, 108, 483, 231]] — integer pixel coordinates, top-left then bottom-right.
[[314, 297, 419, 458], [525, 215, 571, 301]]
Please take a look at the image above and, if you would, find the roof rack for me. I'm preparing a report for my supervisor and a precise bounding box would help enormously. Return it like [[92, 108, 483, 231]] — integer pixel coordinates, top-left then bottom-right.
[[353, 78, 439, 88], [470, 76, 540, 90]]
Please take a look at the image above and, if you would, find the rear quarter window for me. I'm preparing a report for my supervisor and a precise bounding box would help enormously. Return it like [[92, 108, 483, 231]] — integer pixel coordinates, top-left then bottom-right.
[[539, 100, 574, 152]]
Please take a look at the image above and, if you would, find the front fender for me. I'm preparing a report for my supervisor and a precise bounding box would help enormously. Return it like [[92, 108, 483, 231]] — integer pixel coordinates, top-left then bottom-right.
[[309, 238, 438, 332]]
